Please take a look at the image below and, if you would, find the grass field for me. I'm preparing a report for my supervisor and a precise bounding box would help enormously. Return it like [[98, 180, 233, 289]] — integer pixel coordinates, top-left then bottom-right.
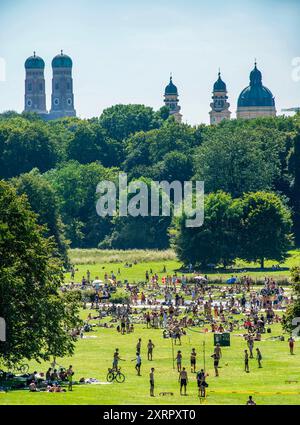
[[67, 248, 300, 284], [1, 321, 299, 405], [1, 248, 300, 405]]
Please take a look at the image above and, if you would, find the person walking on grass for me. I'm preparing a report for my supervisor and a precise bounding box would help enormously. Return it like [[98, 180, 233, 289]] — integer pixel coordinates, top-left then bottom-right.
[[136, 338, 142, 355], [197, 369, 208, 398], [147, 339, 155, 361], [256, 348, 262, 368], [67, 365, 74, 391], [244, 349, 250, 373], [190, 348, 197, 373], [288, 336, 295, 355], [211, 353, 219, 377], [247, 335, 254, 358], [214, 343, 222, 360], [149, 368, 155, 397], [132, 352, 142, 376], [179, 367, 188, 396], [176, 350, 182, 372]]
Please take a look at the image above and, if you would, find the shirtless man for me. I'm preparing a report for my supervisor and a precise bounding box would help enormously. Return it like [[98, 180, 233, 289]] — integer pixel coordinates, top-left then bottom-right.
[[147, 339, 155, 361], [190, 348, 197, 373], [176, 350, 182, 372], [149, 368, 155, 397], [179, 367, 188, 395]]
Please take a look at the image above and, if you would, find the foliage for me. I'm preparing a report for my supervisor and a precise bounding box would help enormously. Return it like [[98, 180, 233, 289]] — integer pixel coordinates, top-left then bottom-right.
[[0, 181, 81, 364], [174, 191, 293, 268], [282, 267, 300, 334], [11, 169, 69, 264], [174, 191, 239, 267], [238, 192, 293, 268]]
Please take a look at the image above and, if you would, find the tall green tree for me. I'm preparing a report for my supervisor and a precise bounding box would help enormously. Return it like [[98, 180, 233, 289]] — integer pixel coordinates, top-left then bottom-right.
[[238, 192, 293, 268], [0, 181, 81, 364], [174, 191, 239, 267], [99, 104, 163, 141], [12, 169, 69, 264], [45, 161, 117, 247], [0, 117, 58, 178], [193, 124, 285, 198]]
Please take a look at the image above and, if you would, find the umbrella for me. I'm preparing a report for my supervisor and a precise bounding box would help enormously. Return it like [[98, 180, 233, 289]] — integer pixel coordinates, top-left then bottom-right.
[[226, 277, 237, 284]]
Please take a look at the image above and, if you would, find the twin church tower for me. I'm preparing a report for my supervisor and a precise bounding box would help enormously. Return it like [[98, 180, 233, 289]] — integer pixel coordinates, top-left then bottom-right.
[[24, 51, 76, 119], [24, 52, 276, 124]]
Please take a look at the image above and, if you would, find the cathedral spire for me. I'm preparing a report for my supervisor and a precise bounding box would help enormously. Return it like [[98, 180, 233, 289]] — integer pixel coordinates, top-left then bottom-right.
[[164, 74, 182, 122], [209, 70, 231, 125]]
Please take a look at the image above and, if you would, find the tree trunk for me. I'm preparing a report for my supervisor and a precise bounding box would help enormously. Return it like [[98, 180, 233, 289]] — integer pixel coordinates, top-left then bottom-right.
[[260, 258, 264, 269]]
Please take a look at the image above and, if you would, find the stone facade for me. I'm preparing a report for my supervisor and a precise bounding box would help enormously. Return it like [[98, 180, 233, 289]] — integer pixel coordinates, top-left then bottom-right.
[[236, 106, 276, 119], [24, 54, 47, 115], [209, 72, 231, 124], [49, 52, 76, 119], [164, 76, 182, 122]]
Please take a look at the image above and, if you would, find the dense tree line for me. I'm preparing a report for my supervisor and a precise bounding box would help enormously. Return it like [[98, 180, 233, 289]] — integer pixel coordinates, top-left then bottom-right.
[[174, 191, 293, 268], [0, 106, 299, 265]]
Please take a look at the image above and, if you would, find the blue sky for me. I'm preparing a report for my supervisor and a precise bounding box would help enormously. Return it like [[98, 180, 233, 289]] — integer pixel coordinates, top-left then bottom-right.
[[0, 0, 299, 124]]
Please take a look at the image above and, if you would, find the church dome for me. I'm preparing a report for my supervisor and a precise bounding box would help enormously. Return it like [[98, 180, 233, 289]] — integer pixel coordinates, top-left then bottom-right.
[[165, 76, 178, 95], [237, 63, 275, 108], [25, 53, 45, 69], [52, 51, 73, 68], [213, 72, 226, 91]]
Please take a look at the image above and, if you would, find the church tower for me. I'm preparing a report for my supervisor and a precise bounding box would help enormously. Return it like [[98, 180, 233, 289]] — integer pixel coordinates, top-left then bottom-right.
[[49, 50, 76, 119], [209, 71, 231, 125], [236, 61, 276, 119], [24, 52, 47, 116], [164, 75, 182, 122]]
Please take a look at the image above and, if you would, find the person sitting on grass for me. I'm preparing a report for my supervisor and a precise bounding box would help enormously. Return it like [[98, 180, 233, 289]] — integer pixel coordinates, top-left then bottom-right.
[[29, 381, 37, 392], [50, 369, 59, 383], [246, 395, 256, 405], [59, 368, 67, 381]]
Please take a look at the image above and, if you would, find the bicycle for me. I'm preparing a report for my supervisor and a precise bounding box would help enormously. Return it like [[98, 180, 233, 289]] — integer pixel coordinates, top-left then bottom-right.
[[106, 367, 125, 383]]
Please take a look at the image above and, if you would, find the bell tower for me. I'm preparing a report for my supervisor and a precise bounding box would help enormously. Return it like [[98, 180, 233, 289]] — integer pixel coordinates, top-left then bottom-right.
[[164, 74, 182, 122], [209, 71, 231, 125], [50, 50, 76, 119], [24, 52, 47, 116]]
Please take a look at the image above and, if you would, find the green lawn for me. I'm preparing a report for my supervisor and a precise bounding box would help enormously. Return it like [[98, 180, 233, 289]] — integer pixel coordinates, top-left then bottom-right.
[[67, 248, 300, 284], [1, 248, 300, 405], [1, 322, 299, 405]]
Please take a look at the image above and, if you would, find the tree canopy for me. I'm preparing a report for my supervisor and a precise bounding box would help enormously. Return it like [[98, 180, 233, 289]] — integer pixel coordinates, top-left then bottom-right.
[[0, 181, 81, 364]]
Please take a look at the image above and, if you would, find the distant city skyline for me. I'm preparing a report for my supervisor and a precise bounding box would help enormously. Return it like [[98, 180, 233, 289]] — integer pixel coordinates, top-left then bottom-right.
[[0, 0, 299, 125]]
